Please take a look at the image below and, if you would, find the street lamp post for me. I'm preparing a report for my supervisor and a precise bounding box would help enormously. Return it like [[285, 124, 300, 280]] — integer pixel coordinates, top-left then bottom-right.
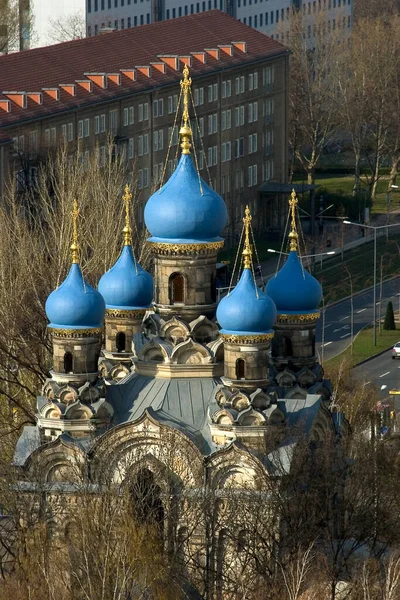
[[343, 221, 400, 346]]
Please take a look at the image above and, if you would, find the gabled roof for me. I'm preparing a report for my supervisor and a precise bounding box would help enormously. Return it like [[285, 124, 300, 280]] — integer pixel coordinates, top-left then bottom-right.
[[0, 10, 287, 128]]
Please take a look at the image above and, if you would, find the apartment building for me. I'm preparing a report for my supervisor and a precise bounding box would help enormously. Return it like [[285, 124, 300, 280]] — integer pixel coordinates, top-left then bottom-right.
[[86, 0, 353, 43], [0, 11, 289, 234]]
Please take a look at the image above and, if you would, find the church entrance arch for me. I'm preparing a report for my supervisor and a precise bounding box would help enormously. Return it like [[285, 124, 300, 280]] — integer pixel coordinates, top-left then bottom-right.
[[131, 468, 164, 537]]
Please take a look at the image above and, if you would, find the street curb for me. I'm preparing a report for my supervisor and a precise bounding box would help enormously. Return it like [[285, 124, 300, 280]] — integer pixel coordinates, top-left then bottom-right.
[[354, 346, 394, 368]]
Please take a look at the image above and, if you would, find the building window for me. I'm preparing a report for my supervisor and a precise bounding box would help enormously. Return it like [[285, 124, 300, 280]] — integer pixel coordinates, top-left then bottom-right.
[[248, 133, 257, 154], [153, 129, 164, 151], [153, 98, 163, 118], [248, 164, 258, 187], [94, 115, 100, 134], [167, 94, 178, 114], [208, 83, 218, 102], [169, 273, 185, 304], [207, 113, 218, 135], [100, 114, 106, 132], [78, 120, 84, 139], [64, 352, 73, 374], [84, 118, 90, 137], [128, 137, 134, 158], [236, 358, 245, 379], [235, 105, 245, 127], [235, 76, 245, 94], [109, 109, 118, 135], [207, 145, 217, 167], [221, 141, 231, 162], [138, 103, 149, 122], [194, 87, 204, 106], [234, 137, 244, 158], [248, 101, 258, 123]]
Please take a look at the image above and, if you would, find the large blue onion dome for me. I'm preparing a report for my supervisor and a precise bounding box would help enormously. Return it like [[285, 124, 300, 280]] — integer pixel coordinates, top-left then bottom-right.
[[266, 251, 322, 314], [144, 152, 228, 243], [217, 270, 277, 336], [98, 245, 153, 310], [46, 262, 106, 329]]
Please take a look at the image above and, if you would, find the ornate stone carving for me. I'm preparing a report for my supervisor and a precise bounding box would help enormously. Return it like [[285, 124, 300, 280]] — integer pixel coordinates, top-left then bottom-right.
[[149, 240, 224, 256], [48, 327, 103, 339], [170, 338, 213, 365], [105, 308, 147, 319], [220, 333, 274, 345], [160, 316, 190, 344], [276, 312, 320, 323]]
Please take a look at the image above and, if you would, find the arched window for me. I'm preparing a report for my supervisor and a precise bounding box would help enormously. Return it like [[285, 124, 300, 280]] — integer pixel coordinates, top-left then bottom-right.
[[63, 352, 73, 374], [169, 273, 185, 304], [312, 334, 316, 356], [116, 331, 126, 352], [236, 358, 245, 379], [131, 468, 164, 537], [284, 337, 293, 357]]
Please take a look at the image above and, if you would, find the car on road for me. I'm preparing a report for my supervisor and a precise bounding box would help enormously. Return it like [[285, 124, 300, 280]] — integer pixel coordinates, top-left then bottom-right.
[[392, 342, 400, 359]]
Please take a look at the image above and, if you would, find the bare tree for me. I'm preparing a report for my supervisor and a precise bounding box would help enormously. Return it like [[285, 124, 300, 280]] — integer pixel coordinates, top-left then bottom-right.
[[0, 0, 34, 53], [288, 10, 341, 185], [47, 12, 86, 45]]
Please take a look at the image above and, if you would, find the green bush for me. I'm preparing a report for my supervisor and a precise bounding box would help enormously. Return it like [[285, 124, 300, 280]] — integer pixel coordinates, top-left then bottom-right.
[[384, 301, 396, 331]]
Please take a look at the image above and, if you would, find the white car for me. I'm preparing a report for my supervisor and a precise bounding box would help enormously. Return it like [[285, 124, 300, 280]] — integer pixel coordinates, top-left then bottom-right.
[[392, 342, 400, 359]]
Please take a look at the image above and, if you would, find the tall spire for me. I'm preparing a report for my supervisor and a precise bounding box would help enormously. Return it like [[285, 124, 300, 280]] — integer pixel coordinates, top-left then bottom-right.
[[242, 205, 253, 269], [70, 199, 80, 264], [179, 64, 192, 155], [288, 189, 299, 252], [122, 184, 133, 246]]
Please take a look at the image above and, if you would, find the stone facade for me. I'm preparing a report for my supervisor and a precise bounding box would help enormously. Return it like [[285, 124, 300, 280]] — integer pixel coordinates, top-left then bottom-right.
[[50, 330, 102, 377], [152, 247, 220, 321], [222, 338, 272, 390], [103, 308, 146, 355]]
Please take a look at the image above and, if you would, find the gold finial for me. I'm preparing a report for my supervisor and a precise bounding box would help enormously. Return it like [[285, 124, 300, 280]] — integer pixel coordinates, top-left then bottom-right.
[[70, 199, 80, 264], [242, 205, 253, 269], [288, 189, 299, 252], [179, 64, 192, 155], [122, 184, 132, 246]]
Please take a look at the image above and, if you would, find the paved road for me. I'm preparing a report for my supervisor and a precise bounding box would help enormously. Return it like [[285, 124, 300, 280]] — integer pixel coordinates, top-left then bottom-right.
[[316, 276, 400, 362], [353, 349, 400, 399]]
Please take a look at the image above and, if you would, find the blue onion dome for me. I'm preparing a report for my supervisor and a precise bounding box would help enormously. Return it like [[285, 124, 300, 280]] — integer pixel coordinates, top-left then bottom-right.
[[98, 245, 153, 310], [266, 251, 322, 314], [46, 200, 105, 330], [266, 190, 322, 315], [144, 153, 228, 244], [46, 262, 106, 329], [217, 268, 277, 335]]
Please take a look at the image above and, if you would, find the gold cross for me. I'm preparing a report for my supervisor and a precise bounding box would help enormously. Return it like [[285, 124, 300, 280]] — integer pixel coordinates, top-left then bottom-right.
[[71, 199, 80, 263], [179, 64, 192, 155], [122, 184, 132, 245], [288, 189, 298, 252], [242, 205, 253, 269]]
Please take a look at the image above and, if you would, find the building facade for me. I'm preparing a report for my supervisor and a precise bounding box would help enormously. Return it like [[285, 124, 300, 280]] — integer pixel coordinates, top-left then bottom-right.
[[86, 0, 353, 44], [0, 11, 288, 236]]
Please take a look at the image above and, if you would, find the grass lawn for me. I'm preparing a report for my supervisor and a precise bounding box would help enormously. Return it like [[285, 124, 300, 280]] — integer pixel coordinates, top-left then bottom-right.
[[324, 326, 400, 370], [293, 172, 398, 215]]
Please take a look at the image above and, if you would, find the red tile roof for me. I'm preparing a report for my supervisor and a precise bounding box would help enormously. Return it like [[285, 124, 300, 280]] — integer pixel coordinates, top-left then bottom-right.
[[0, 10, 287, 128]]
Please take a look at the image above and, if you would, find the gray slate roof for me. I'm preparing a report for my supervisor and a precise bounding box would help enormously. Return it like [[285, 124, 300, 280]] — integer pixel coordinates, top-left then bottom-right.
[[107, 373, 222, 454]]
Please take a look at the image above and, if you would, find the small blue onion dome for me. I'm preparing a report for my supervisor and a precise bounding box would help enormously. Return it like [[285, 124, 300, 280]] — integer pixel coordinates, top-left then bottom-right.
[[217, 269, 277, 335], [98, 245, 153, 310], [144, 153, 228, 243], [266, 251, 322, 314], [46, 263, 106, 329]]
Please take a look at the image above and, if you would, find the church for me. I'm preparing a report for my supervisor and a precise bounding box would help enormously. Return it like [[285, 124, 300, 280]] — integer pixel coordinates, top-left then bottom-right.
[[14, 65, 346, 596]]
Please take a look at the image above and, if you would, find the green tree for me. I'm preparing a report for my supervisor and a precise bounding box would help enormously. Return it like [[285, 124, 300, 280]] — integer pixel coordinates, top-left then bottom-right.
[[384, 300, 396, 331]]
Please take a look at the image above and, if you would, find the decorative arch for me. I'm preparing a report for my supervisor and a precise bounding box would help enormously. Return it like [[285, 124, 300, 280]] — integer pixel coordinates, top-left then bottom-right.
[[110, 362, 130, 380], [230, 391, 250, 412], [235, 358, 245, 380], [169, 272, 185, 304], [284, 385, 308, 400], [190, 315, 219, 344], [63, 352, 73, 373], [116, 331, 126, 352], [137, 339, 172, 363], [170, 338, 212, 365], [159, 316, 190, 344], [58, 384, 78, 405]]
